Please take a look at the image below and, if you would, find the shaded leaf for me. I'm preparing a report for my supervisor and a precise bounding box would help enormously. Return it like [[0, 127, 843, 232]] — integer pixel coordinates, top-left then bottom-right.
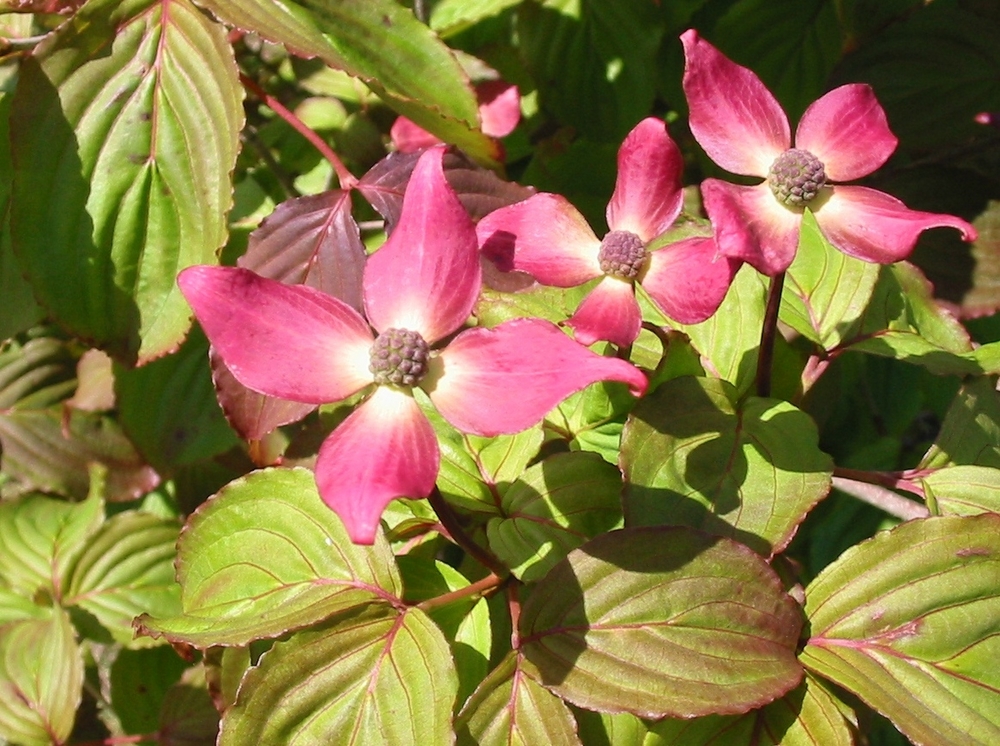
[[218, 605, 457, 746], [115, 327, 240, 472], [918, 377, 1000, 469], [455, 651, 581, 746], [0, 491, 102, 599], [0, 608, 83, 746], [197, 0, 499, 164], [962, 199, 1000, 318], [159, 665, 221, 746], [10, 0, 243, 363], [430, 0, 526, 37], [136, 467, 402, 646], [520, 526, 804, 718], [801, 514, 1000, 746], [486, 452, 623, 582], [64, 511, 181, 646], [108, 645, 188, 737], [622, 376, 832, 557], [645, 673, 855, 746]]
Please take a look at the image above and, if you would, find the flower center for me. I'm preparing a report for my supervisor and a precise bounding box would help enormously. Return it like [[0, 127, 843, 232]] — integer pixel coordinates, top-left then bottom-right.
[[767, 148, 827, 208], [598, 230, 647, 280], [369, 328, 430, 387]]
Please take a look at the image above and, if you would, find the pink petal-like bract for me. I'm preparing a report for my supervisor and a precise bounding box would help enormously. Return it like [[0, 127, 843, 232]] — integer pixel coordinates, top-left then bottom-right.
[[389, 117, 442, 154], [606, 118, 684, 242], [701, 179, 802, 276], [315, 386, 440, 545], [568, 276, 643, 347], [795, 84, 898, 182], [815, 186, 978, 264], [477, 193, 603, 285], [477, 80, 521, 138], [364, 147, 481, 344], [178, 266, 374, 404], [681, 29, 789, 177], [425, 318, 647, 436], [641, 237, 740, 324]]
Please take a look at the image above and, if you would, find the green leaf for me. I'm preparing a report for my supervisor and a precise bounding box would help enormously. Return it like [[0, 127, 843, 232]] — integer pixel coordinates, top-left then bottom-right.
[[801, 514, 1000, 746], [396, 556, 491, 708], [841, 262, 1000, 375], [136, 467, 402, 646], [218, 605, 457, 746], [520, 527, 804, 718], [486, 452, 623, 582], [465, 425, 544, 488], [918, 377, 1000, 469], [115, 327, 240, 472], [430, 0, 525, 37], [517, 0, 665, 142], [0, 608, 83, 746], [455, 652, 582, 746], [107, 645, 189, 737], [64, 511, 181, 645], [645, 673, 855, 746], [921, 465, 1000, 516], [781, 210, 881, 348], [0, 491, 102, 599], [621, 376, 832, 557], [675, 264, 768, 397], [197, 0, 498, 165], [9, 0, 243, 363], [422, 399, 500, 516], [158, 665, 221, 745], [706, 0, 842, 122]]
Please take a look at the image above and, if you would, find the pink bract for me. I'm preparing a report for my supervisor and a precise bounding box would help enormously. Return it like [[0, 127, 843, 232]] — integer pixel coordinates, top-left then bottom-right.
[[681, 29, 976, 276], [477, 117, 739, 346], [179, 147, 646, 544]]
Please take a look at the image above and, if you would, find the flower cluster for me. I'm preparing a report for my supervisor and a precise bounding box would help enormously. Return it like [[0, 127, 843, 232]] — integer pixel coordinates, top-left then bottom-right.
[[179, 31, 976, 544]]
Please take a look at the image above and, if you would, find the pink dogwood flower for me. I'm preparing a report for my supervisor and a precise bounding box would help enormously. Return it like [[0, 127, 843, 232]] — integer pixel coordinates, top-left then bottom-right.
[[391, 80, 521, 153], [476, 117, 740, 347], [681, 30, 976, 277], [178, 147, 646, 544]]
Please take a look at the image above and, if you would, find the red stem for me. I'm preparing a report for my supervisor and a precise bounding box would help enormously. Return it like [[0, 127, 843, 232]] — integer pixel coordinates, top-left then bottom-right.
[[427, 488, 508, 578], [756, 271, 786, 398], [416, 572, 505, 612], [239, 73, 358, 189]]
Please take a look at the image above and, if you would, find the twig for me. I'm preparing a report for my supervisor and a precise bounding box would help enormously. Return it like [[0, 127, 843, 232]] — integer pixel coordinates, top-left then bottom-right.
[[831, 475, 929, 522], [756, 271, 786, 398], [427, 487, 508, 577], [416, 572, 505, 612], [239, 73, 358, 189]]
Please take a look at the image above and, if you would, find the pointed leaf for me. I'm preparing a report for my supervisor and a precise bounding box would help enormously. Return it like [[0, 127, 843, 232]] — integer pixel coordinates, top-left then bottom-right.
[[486, 452, 624, 582], [196, 0, 498, 165], [0, 491, 102, 599], [464, 424, 544, 488], [108, 646, 188, 737], [136, 467, 402, 646], [921, 465, 1000, 516], [675, 264, 768, 397], [622, 376, 833, 557], [645, 673, 855, 746], [430, 0, 526, 37], [455, 652, 582, 746], [0, 608, 83, 746], [781, 210, 881, 348], [519, 526, 804, 718], [115, 327, 241, 472], [10, 0, 243, 363], [218, 605, 457, 746], [64, 511, 181, 646], [919, 377, 1000, 469], [801, 514, 1000, 746]]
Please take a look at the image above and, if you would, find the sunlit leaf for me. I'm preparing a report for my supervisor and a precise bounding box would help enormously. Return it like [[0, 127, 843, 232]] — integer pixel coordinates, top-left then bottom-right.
[[464, 425, 543, 488], [0, 490, 102, 599], [645, 673, 855, 746], [430, 0, 526, 37], [10, 0, 243, 363], [455, 652, 581, 746], [921, 464, 1000, 516], [196, 0, 499, 165], [520, 527, 803, 718], [622, 376, 832, 557], [136, 467, 402, 646], [0, 608, 83, 746], [801, 514, 1000, 746], [486, 452, 623, 582], [218, 605, 457, 745], [64, 511, 181, 646]]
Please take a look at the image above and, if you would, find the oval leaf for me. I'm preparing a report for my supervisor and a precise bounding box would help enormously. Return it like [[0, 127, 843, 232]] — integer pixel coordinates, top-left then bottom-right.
[[622, 376, 832, 557], [136, 467, 402, 646], [801, 514, 1000, 746], [10, 0, 243, 363], [455, 652, 582, 746], [519, 526, 804, 718], [218, 605, 457, 745], [921, 465, 1000, 516]]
